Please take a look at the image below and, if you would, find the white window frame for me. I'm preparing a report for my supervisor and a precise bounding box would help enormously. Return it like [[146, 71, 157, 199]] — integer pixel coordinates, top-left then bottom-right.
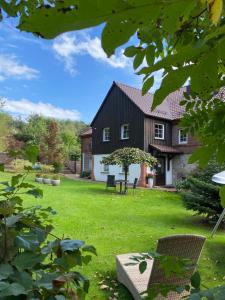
[[103, 164, 109, 173], [179, 129, 188, 144], [154, 123, 165, 140], [103, 127, 110, 142], [121, 124, 130, 140]]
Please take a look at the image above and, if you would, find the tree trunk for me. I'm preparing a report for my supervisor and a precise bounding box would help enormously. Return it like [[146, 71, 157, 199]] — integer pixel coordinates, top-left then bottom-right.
[[124, 165, 129, 194]]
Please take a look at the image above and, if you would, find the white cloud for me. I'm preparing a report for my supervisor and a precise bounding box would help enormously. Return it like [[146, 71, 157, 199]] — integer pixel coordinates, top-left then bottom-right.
[[52, 33, 130, 74], [0, 54, 39, 81], [1, 97, 81, 121]]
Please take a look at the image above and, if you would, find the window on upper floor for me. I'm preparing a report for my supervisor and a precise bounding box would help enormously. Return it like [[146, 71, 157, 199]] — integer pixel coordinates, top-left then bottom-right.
[[154, 123, 165, 140], [121, 124, 130, 140], [103, 127, 110, 142], [179, 129, 188, 144]]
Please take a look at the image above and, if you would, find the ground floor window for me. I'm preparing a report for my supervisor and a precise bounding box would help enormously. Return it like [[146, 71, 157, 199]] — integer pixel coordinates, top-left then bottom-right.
[[103, 164, 109, 173]]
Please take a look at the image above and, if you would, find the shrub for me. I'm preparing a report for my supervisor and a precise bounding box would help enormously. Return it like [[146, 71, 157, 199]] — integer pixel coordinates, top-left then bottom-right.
[[36, 173, 43, 178], [11, 159, 32, 172], [53, 161, 64, 173], [0, 159, 96, 299], [41, 164, 54, 174], [52, 174, 60, 180], [43, 174, 50, 179], [192, 159, 225, 182], [177, 159, 225, 223]]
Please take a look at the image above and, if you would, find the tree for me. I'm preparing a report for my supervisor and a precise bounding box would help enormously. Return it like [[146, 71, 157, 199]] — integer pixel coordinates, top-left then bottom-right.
[[0, 112, 12, 152], [177, 159, 225, 222], [44, 120, 65, 165], [101, 147, 157, 192], [1, 0, 224, 168]]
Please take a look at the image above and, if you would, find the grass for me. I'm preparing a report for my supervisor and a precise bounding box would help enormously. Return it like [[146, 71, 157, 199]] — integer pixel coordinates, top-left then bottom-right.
[[1, 172, 225, 299]]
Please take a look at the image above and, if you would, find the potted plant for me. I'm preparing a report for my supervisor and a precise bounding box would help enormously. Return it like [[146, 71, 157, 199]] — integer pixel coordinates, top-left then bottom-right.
[[43, 174, 51, 185], [51, 174, 61, 186], [35, 173, 43, 183], [146, 173, 154, 188]]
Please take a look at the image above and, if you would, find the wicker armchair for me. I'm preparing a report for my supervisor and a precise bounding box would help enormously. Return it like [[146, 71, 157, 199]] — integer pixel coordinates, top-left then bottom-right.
[[116, 234, 206, 300]]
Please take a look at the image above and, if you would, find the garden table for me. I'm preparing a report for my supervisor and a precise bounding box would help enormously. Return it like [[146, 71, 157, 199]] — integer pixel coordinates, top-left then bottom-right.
[[115, 179, 129, 194]]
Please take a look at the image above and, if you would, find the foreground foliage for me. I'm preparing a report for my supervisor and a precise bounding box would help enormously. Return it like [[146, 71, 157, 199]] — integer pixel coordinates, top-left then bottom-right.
[[131, 252, 225, 300], [0, 155, 96, 299]]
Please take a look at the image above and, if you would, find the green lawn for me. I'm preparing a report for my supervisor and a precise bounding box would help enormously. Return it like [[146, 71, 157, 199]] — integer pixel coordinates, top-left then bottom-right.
[[1, 173, 225, 299]]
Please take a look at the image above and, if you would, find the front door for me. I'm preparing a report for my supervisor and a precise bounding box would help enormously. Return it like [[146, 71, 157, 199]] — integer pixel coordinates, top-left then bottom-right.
[[155, 156, 166, 186]]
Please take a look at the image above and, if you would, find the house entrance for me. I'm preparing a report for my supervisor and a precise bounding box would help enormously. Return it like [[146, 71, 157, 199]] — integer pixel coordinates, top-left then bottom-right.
[[155, 156, 166, 186]]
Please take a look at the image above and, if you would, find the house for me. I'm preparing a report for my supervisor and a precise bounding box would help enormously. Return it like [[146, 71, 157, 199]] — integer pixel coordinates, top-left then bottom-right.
[[81, 81, 199, 186], [80, 127, 92, 175]]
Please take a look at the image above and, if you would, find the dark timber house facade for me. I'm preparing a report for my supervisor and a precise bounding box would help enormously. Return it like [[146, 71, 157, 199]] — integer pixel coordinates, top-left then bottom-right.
[[81, 82, 199, 187]]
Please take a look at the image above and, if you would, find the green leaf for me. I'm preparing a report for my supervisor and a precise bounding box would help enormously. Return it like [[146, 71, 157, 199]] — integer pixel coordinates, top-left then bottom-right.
[[41, 239, 60, 255], [189, 146, 215, 167], [13, 252, 45, 270], [60, 239, 85, 252], [0, 264, 13, 280], [15, 232, 40, 250], [0, 163, 4, 172], [191, 271, 201, 290], [82, 245, 97, 256], [219, 186, 225, 208], [139, 261, 147, 274], [0, 283, 26, 297], [142, 76, 154, 95], [124, 46, 138, 57], [27, 188, 43, 198], [12, 270, 33, 290], [152, 67, 191, 109], [6, 215, 21, 227], [11, 174, 23, 187], [82, 255, 92, 265], [145, 45, 155, 66], [102, 19, 136, 56], [36, 271, 59, 290], [19, 182, 35, 189], [133, 50, 145, 70]]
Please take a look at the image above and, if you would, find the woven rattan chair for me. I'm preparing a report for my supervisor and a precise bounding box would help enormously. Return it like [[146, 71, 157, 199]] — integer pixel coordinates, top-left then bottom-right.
[[116, 234, 206, 300]]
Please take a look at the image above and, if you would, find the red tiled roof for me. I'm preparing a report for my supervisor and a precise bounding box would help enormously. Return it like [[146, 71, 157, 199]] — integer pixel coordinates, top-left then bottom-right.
[[115, 82, 186, 120], [150, 144, 182, 154], [80, 127, 92, 137]]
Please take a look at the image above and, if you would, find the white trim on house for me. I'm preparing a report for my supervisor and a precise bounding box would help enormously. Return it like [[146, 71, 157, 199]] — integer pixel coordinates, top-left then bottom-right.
[[165, 155, 173, 185], [178, 129, 188, 144], [121, 124, 130, 140], [154, 123, 165, 140], [103, 127, 110, 142]]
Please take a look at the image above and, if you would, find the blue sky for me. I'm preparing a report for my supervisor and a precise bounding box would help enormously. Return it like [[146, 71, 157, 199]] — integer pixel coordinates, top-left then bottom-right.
[[0, 21, 161, 124]]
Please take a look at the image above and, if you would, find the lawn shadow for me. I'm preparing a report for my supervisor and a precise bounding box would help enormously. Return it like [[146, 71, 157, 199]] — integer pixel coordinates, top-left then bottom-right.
[[94, 269, 133, 300], [205, 239, 225, 275], [119, 209, 215, 233]]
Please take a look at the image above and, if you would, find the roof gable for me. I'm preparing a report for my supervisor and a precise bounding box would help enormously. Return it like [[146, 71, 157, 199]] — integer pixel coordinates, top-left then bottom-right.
[[91, 81, 187, 125], [115, 82, 186, 120]]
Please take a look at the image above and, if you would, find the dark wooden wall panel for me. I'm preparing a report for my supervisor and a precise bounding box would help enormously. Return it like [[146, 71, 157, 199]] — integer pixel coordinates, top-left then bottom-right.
[[144, 117, 172, 152], [92, 86, 144, 154]]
